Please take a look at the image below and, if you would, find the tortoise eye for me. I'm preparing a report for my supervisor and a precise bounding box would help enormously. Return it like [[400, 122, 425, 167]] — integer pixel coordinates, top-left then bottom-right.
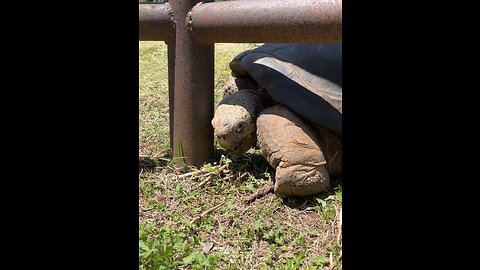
[[236, 123, 244, 133]]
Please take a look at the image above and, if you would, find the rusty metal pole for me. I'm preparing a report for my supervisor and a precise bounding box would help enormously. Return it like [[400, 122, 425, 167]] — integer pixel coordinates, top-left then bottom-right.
[[187, 0, 342, 43], [139, 3, 176, 153], [170, 0, 214, 168], [167, 38, 176, 153], [139, 3, 174, 41]]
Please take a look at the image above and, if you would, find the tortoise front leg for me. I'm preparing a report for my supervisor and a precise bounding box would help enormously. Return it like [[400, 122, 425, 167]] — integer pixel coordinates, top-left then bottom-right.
[[256, 105, 331, 197]]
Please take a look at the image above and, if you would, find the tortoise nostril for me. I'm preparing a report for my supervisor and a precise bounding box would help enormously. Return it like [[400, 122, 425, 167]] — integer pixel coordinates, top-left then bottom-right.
[[217, 135, 225, 141], [236, 123, 244, 133]]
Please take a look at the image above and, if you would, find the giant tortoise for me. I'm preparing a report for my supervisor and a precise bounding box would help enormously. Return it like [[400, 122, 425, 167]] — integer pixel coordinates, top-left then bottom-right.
[[211, 44, 342, 197]]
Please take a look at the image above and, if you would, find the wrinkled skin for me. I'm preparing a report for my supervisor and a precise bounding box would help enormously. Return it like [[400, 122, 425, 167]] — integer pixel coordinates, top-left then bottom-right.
[[223, 77, 259, 98], [257, 105, 333, 196], [211, 89, 271, 157]]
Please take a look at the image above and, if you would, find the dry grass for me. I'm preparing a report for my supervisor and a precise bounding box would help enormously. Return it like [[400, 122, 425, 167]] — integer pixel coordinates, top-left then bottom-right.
[[139, 155, 342, 269]]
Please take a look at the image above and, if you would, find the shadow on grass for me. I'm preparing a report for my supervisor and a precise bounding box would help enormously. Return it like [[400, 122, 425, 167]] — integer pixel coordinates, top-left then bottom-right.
[[214, 147, 274, 175], [139, 152, 172, 173], [215, 146, 342, 208], [280, 176, 342, 210]]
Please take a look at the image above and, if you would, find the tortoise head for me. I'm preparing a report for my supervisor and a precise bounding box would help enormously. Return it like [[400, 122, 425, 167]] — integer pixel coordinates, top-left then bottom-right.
[[211, 89, 268, 157]]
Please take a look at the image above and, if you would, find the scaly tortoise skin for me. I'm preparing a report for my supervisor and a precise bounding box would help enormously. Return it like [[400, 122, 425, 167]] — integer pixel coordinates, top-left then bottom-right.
[[211, 89, 271, 157], [257, 105, 332, 196]]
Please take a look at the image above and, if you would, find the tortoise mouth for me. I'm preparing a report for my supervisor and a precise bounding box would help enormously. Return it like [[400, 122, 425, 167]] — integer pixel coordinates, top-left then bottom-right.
[[231, 137, 248, 153], [229, 134, 255, 156]]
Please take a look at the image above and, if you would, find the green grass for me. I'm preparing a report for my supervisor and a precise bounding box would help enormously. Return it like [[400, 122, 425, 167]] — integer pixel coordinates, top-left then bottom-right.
[[139, 41, 170, 157], [139, 42, 342, 269]]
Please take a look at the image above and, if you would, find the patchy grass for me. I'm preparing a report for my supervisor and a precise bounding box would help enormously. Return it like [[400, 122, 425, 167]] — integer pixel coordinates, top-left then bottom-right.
[[139, 41, 170, 157], [139, 42, 342, 269]]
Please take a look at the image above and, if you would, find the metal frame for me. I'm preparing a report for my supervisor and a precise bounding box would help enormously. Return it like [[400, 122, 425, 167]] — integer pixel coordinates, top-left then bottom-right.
[[139, 0, 342, 167]]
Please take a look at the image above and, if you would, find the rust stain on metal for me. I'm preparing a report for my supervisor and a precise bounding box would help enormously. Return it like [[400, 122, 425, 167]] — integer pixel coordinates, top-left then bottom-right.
[[139, 3, 175, 41], [188, 0, 342, 44], [167, 38, 176, 152]]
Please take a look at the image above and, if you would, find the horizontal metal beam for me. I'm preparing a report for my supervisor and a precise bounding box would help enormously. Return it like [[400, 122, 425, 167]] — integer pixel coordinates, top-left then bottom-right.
[[187, 0, 342, 44], [139, 4, 175, 41]]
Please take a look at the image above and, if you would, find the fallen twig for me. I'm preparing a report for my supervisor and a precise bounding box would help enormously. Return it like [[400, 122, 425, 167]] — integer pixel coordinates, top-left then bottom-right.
[[190, 202, 226, 224], [223, 172, 249, 182], [180, 164, 228, 179], [237, 172, 249, 180], [242, 182, 274, 204], [195, 175, 213, 189], [303, 206, 320, 212], [240, 204, 253, 215], [190, 164, 229, 190], [328, 252, 335, 270]]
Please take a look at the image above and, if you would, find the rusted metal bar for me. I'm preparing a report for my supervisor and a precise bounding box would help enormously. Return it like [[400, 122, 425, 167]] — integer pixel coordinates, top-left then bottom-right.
[[187, 0, 342, 43], [167, 38, 175, 153], [139, 3, 175, 41], [171, 0, 215, 167]]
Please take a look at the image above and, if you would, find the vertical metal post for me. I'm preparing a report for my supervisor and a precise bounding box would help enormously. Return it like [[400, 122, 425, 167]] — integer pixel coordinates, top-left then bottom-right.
[[171, 0, 214, 168], [167, 38, 175, 153]]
